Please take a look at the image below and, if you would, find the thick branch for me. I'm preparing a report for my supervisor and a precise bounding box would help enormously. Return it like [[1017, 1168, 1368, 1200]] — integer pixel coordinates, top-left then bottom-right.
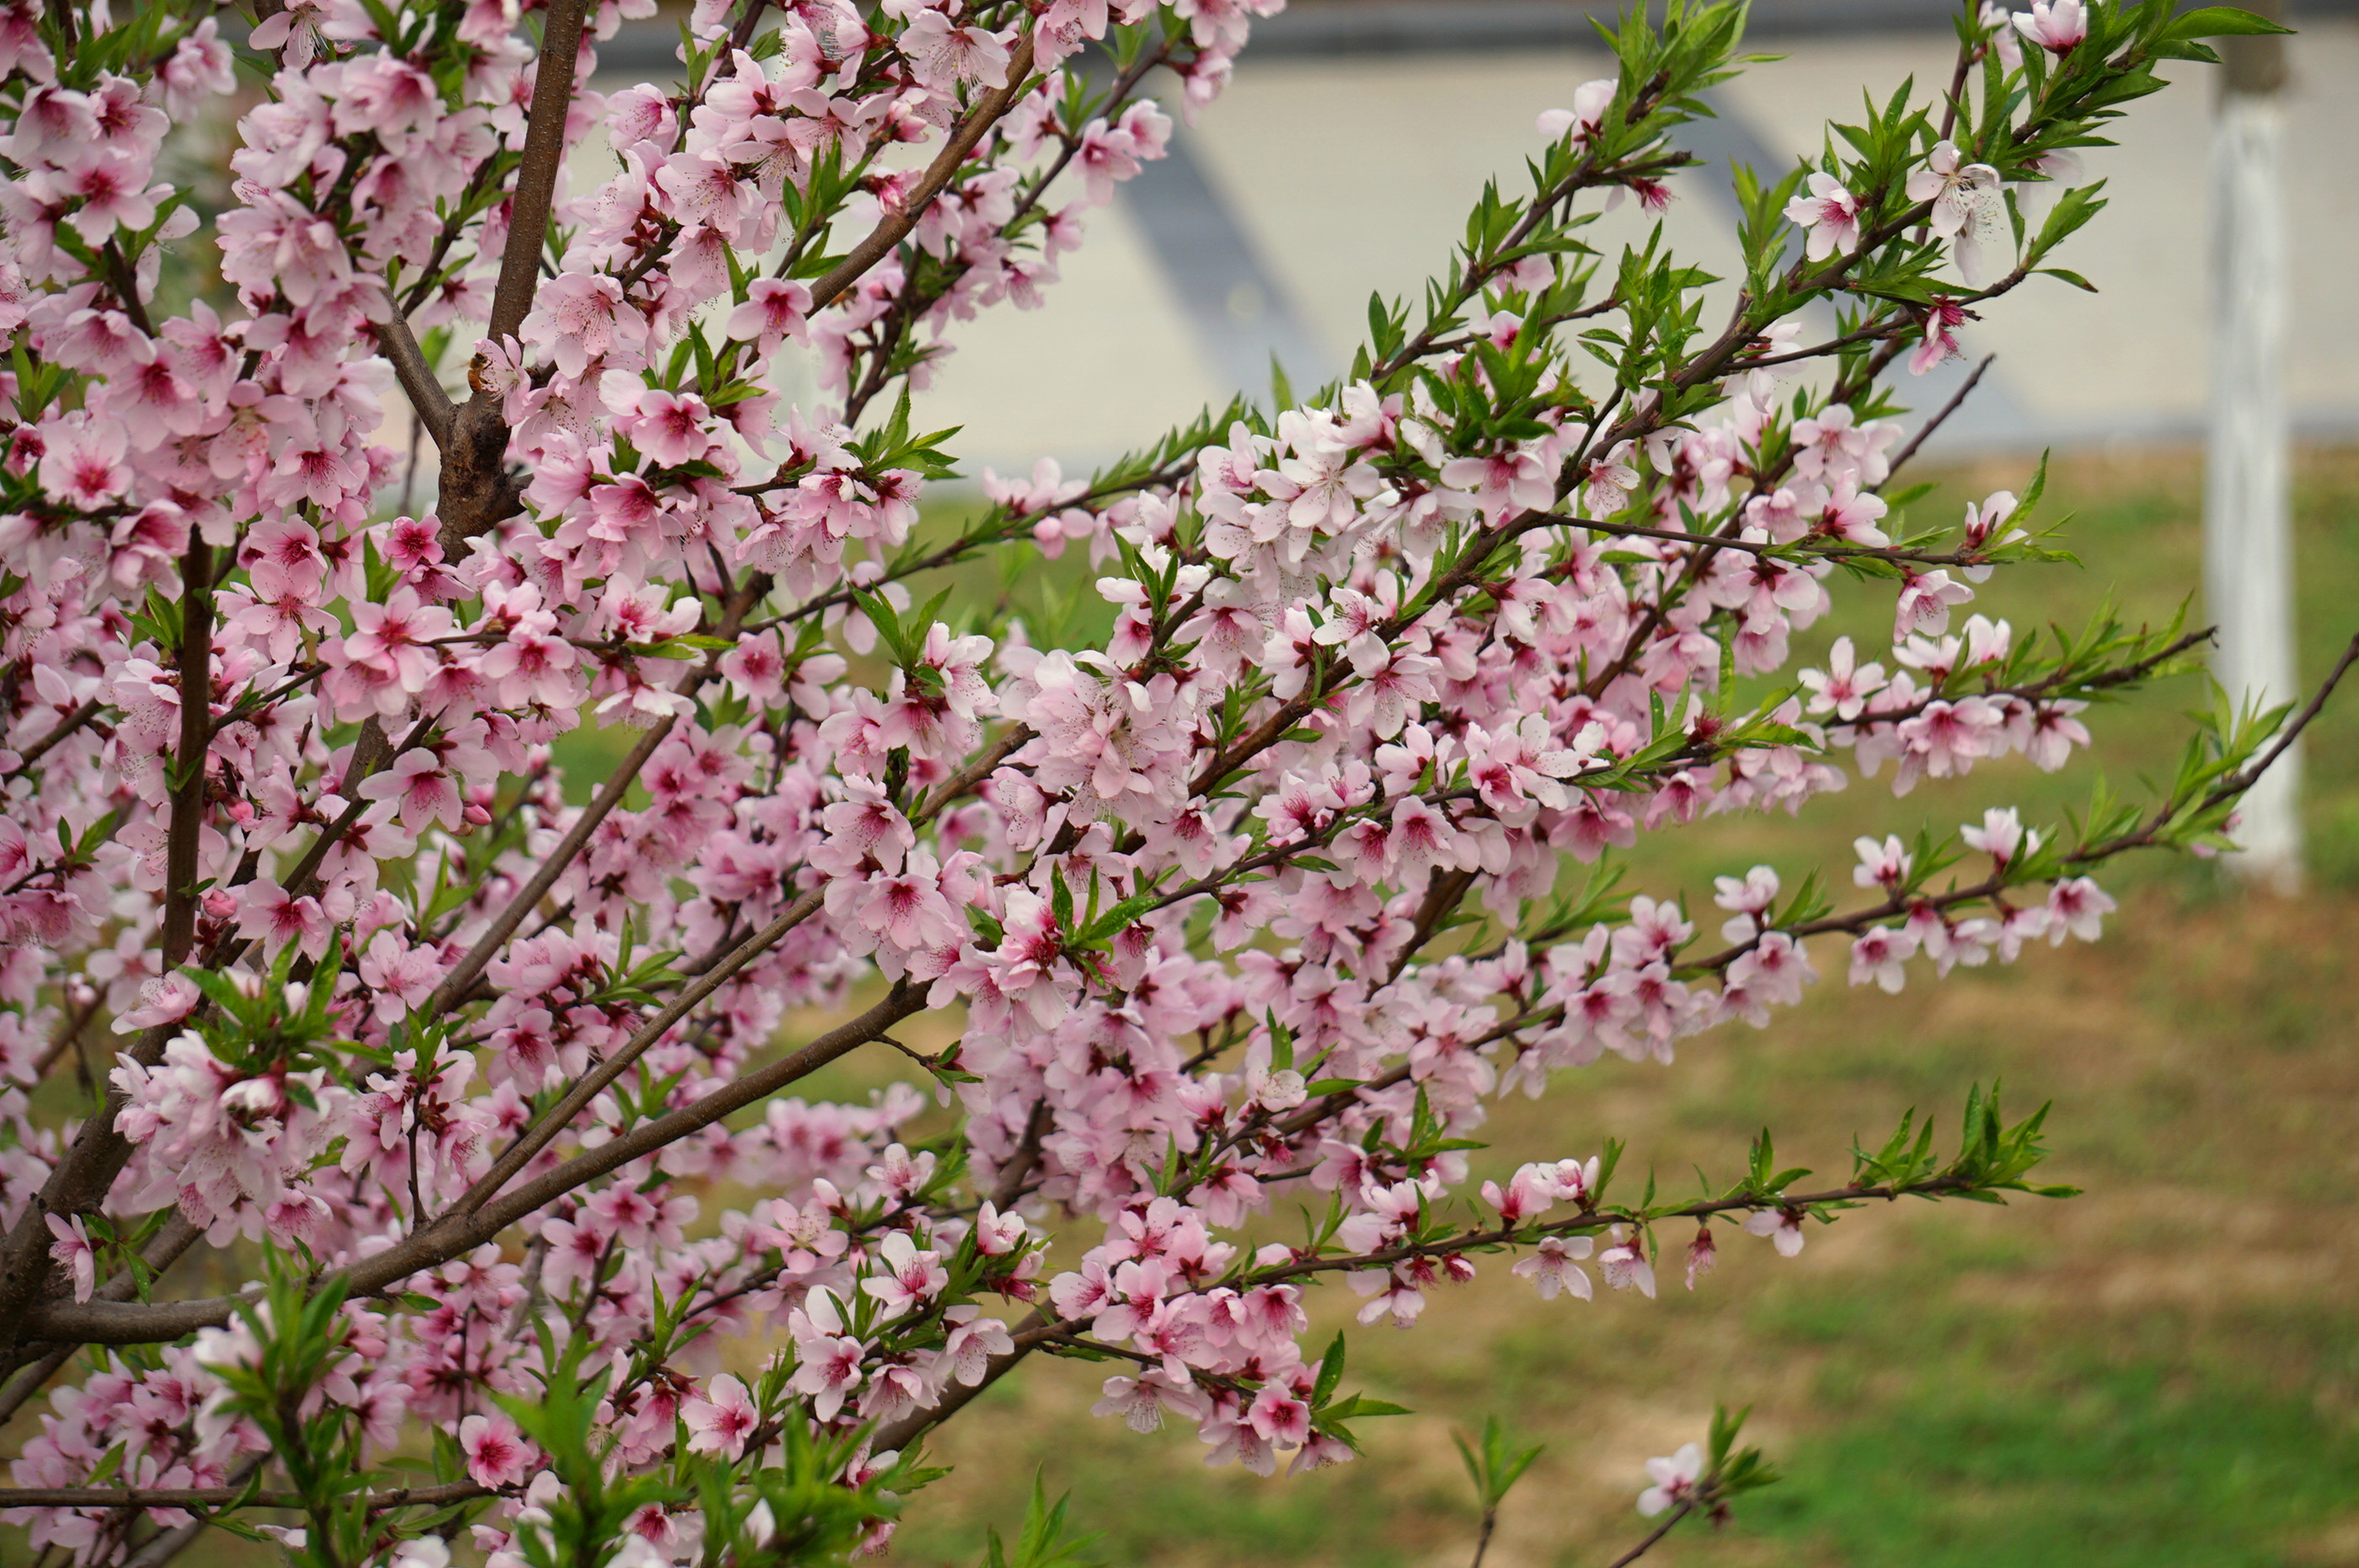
[[488, 0, 591, 344], [158, 542, 214, 970], [0, 1214, 201, 1427], [434, 0, 591, 549]]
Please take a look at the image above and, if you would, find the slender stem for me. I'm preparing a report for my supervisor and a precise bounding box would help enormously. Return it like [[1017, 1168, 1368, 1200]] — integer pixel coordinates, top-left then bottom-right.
[[1603, 1503, 1693, 1568], [419, 578, 765, 1022], [30, 993, 102, 1085], [1877, 353, 1996, 489], [376, 300, 453, 450], [447, 884, 826, 1214], [418, 715, 675, 1021], [6, 698, 104, 779], [0, 1477, 484, 1512], [2208, 626, 2359, 809], [119, 1458, 270, 1568], [1468, 1508, 1500, 1568]]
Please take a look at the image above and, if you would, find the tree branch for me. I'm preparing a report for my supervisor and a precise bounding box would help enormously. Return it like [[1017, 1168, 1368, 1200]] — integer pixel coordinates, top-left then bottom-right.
[[0, 1213, 200, 1427], [20, 982, 931, 1345], [435, 0, 591, 549], [1877, 353, 1995, 491], [445, 883, 826, 1216], [420, 575, 767, 1022], [488, 0, 591, 345], [0, 543, 213, 1345], [1603, 1502, 1693, 1568], [375, 300, 454, 452], [119, 1458, 272, 1568], [0, 1477, 484, 1512], [805, 34, 1039, 311], [5, 698, 105, 779]]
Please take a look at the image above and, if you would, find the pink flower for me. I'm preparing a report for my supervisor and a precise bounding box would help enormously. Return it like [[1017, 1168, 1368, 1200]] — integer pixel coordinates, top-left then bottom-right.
[[1800, 636, 1887, 721], [899, 11, 1014, 90], [1848, 925, 1918, 993], [1598, 1231, 1656, 1298], [234, 880, 345, 963], [788, 1290, 867, 1422], [2046, 876, 2115, 942], [35, 412, 129, 508], [45, 1213, 94, 1303], [1638, 1442, 1703, 1517], [859, 1232, 949, 1316], [1784, 173, 1861, 261], [1683, 1226, 1718, 1290], [725, 279, 814, 356], [458, 1411, 534, 1490], [1853, 833, 1912, 891], [1895, 569, 1975, 641], [1962, 806, 2038, 868], [359, 750, 463, 833], [1536, 79, 1616, 142], [1910, 294, 1971, 376], [1581, 441, 1640, 516], [1091, 1369, 1205, 1433], [2013, 0, 2088, 53], [1246, 1384, 1313, 1447], [1743, 1207, 1807, 1257], [1511, 1234, 1594, 1300], [682, 1373, 760, 1458], [612, 384, 718, 468], [358, 931, 446, 1024], [1906, 141, 2004, 285]]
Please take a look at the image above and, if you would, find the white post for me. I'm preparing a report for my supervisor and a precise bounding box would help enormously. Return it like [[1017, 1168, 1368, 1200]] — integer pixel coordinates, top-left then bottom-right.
[[2204, 7, 2300, 892]]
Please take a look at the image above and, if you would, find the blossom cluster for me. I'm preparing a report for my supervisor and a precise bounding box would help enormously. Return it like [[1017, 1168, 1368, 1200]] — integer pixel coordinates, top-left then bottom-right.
[[0, 0, 2290, 1562]]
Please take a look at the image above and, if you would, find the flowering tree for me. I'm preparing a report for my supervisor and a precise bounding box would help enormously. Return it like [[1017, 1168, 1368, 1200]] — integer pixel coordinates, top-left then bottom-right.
[[0, 0, 2335, 1562]]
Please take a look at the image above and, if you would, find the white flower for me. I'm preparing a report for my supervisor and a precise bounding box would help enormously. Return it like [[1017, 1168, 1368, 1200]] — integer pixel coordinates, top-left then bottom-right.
[[1638, 1442, 1704, 1516]]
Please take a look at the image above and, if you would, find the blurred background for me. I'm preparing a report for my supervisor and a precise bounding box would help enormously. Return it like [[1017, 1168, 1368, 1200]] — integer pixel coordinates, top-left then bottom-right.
[[759, 4, 2359, 1567]]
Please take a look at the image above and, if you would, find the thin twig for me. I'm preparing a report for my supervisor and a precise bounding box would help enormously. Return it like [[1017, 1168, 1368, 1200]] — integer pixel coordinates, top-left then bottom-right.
[[1878, 353, 1996, 490], [118, 1458, 270, 1568], [377, 302, 453, 450], [1602, 1502, 1693, 1568], [0, 1477, 485, 1512], [5, 699, 104, 778], [806, 34, 1040, 311]]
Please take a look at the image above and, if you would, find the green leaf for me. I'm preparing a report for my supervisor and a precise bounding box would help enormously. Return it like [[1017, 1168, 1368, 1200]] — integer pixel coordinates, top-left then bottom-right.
[[2163, 5, 2295, 39], [1312, 1331, 1348, 1406]]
